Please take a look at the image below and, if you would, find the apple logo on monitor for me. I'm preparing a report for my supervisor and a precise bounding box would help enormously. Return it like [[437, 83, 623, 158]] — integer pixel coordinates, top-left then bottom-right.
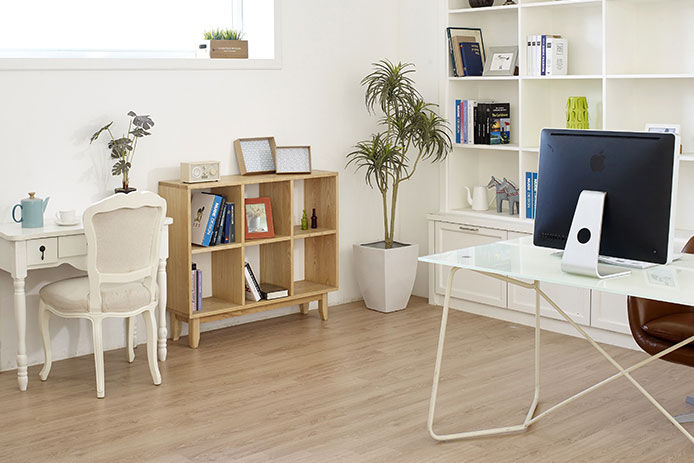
[[590, 153, 606, 172]]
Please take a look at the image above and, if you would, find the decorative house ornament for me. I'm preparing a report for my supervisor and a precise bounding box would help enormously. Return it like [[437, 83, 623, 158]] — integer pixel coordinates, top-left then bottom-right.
[[234, 137, 277, 175]]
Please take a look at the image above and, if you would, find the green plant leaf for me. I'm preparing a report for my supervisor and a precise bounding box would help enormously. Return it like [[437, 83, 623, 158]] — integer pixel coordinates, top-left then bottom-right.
[[130, 127, 151, 138], [90, 122, 113, 143], [131, 114, 154, 130], [111, 160, 131, 176]]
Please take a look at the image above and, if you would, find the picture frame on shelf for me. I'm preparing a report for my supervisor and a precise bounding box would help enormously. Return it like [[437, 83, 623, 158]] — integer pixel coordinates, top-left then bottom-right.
[[244, 197, 275, 240], [483, 46, 519, 76], [645, 123, 682, 154], [234, 137, 277, 175], [274, 146, 312, 174]]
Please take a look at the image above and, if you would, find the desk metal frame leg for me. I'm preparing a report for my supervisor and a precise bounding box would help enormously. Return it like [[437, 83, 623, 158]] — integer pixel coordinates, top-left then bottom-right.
[[428, 268, 694, 444]]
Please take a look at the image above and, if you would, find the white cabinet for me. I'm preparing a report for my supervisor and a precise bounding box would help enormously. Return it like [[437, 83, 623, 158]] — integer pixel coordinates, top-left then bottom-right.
[[591, 292, 629, 335], [506, 232, 591, 326], [434, 222, 507, 307]]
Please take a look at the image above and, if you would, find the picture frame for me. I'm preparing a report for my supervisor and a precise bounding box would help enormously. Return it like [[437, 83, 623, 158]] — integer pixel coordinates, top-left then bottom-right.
[[483, 46, 518, 76], [244, 197, 275, 240], [274, 146, 312, 174], [234, 137, 277, 175], [446, 27, 486, 70]]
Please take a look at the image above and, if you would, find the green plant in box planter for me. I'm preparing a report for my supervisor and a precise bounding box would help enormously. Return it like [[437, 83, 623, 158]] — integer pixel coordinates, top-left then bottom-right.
[[202, 28, 248, 59], [90, 111, 155, 193], [347, 60, 452, 312]]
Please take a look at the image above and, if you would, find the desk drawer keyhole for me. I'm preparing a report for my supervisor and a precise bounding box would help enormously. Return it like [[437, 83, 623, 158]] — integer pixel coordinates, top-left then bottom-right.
[[39, 245, 46, 261]]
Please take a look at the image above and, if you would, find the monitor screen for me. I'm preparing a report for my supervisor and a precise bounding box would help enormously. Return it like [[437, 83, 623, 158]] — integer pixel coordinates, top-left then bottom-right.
[[533, 129, 677, 264]]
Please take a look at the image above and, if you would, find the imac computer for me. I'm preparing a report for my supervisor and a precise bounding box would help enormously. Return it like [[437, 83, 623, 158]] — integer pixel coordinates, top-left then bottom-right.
[[533, 128, 678, 279]]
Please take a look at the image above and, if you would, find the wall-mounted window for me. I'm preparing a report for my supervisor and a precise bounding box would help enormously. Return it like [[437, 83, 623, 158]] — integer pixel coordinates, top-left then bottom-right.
[[0, 0, 279, 69]]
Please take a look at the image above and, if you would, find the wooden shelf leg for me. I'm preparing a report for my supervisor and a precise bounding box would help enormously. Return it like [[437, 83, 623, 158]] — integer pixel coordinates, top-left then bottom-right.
[[318, 294, 328, 321], [300, 303, 310, 315], [188, 319, 201, 348], [171, 314, 181, 342]]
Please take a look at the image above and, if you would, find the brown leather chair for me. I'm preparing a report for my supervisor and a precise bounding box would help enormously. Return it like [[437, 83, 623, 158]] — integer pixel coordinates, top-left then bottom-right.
[[627, 236, 694, 423]]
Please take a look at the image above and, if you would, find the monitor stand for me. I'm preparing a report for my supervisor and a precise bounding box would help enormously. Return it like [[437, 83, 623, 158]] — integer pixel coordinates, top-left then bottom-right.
[[561, 190, 631, 279]]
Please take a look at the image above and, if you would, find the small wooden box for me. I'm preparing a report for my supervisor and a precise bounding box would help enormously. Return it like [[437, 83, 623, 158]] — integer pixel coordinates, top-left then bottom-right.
[[209, 40, 248, 59]]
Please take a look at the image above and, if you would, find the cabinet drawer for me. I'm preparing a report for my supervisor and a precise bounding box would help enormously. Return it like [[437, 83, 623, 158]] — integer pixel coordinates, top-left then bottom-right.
[[26, 238, 58, 266], [59, 235, 87, 258], [434, 222, 507, 307]]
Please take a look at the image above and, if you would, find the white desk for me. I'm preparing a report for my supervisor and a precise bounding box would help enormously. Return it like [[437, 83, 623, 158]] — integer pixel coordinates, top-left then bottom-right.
[[420, 236, 694, 444], [0, 219, 172, 391]]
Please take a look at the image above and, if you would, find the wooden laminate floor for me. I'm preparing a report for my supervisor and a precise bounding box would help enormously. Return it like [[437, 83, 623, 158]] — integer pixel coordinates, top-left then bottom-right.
[[1, 297, 693, 462]]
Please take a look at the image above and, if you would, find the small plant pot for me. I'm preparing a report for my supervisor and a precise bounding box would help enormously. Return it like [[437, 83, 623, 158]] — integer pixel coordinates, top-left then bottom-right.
[[208, 40, 249, 59], [115, 187, 137, 194]]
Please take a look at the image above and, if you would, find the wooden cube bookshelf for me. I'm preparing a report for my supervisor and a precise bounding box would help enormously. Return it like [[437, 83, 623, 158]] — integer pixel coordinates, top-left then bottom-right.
[[159, 170, 339, 348]]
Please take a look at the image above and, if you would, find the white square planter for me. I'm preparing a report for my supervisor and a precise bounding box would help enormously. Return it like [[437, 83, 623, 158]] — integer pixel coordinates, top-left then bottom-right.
[[353, 242, 419, 313]]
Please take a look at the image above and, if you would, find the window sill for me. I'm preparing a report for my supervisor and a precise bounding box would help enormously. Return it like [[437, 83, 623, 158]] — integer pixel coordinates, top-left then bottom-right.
[[0, 57, 282, 71]]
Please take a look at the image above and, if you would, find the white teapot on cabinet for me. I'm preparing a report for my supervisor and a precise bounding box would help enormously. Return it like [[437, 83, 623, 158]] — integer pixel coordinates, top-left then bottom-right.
[[465, 186, 494, 211]]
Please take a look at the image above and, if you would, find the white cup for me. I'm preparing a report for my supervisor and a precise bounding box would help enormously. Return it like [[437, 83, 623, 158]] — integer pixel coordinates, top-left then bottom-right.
[[56, 210, 77, 223]]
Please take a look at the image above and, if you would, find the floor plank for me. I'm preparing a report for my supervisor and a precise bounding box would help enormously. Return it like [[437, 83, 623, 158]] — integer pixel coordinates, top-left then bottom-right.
[[1, 297, 693, 462]]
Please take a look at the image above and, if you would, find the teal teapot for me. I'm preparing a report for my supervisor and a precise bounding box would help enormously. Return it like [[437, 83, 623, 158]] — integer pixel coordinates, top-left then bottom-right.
[[12, 192, 50, 228]]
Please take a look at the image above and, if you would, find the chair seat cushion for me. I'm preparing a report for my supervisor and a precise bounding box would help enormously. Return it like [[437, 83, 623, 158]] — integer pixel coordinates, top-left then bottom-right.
[[642, 312, 694, 343], [39, 276, 156, 314]]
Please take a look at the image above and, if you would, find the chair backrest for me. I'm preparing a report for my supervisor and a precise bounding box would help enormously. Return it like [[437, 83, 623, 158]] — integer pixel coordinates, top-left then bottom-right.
[[83, 191, 166, 312]]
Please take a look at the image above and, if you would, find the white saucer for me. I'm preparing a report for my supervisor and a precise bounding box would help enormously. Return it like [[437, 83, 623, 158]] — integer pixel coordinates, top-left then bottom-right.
[[55, 219, 80, 227]]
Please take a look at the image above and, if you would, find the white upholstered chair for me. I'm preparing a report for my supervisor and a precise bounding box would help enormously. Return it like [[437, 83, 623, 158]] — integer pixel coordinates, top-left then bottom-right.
[[38, 192, 166, 398]]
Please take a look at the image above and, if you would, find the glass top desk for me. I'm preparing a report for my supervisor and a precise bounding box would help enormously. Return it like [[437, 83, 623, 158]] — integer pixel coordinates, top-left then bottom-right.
[[419, 236, 694, 444]]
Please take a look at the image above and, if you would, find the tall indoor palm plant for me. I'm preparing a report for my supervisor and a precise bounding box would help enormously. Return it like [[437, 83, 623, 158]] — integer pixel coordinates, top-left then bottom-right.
[[347, 60, 452, 249], [348, 60, 451, 313]]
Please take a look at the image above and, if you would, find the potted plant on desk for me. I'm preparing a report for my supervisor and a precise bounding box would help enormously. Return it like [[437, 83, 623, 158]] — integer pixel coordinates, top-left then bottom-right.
[[347, 60, 452, 313], [201, 29, 248, 59], [90, 111, 154, 193]]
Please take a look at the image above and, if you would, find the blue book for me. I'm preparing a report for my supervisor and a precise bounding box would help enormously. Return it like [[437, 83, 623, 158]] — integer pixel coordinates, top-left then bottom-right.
[[532, 172, 538, 219], [191, 192, 223, 247], [459, 42, 483, 77], [462, 100, 468, 144], [455, 99, 461, 143], [525, 172, 533, 219], [541, 35, 547, 76], [223, 203, 233, 243]]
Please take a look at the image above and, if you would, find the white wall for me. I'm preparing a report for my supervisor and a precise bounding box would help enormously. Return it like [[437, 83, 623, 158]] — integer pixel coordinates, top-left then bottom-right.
[[0, 0, 442, 372]]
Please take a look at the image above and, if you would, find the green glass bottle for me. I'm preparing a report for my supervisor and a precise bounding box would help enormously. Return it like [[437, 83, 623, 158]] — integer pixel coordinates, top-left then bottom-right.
[[301, 209, 309, 230]]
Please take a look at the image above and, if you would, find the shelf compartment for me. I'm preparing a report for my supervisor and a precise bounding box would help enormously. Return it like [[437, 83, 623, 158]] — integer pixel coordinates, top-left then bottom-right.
[[243, 234, 291, 246], [304, 175, 337, 231], [192, 242, 242, 254], [293, 226, 337, 238], [293, 280, 338, 298], [304, 234, 338, 289]]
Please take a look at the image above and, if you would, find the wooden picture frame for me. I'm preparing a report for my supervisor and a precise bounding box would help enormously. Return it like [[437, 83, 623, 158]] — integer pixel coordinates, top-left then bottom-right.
[[234, 137, 277, 175], [244, 197, 274, 239], [483, 46, 518, 76], [274, 146, 312, 174]]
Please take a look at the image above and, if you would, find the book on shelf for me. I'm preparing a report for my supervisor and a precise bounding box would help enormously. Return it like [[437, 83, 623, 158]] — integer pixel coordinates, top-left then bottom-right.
[[454, 100, 511, 146], [527, 34, 567, 76], [259, 283, 288, 300], [489, 103, 511, 145], [223, 203, 235, 243], [244, 262, 262, 302], [191, 263, 202, 311], [459, 42, 484, 77], [524, 171, 538, 219], [191, 192, 223, 246]]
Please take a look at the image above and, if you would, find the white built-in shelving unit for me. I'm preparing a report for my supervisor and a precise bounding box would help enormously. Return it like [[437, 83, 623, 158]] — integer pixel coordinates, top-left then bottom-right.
[[439, 0, 694, 237]]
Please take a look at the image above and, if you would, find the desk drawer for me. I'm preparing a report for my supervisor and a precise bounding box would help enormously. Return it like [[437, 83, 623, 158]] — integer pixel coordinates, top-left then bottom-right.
[[26, 238, 58, 266], [59, 235, 87, 258]]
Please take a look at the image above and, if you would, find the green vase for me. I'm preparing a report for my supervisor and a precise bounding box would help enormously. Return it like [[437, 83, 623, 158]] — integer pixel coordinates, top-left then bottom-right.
[[566, 96, 589, 129]]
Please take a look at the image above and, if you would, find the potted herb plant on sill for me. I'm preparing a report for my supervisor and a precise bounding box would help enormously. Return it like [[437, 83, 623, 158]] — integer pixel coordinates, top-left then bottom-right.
[[347, 60, 452, 313], [201, 28, 248, 59], [90, 111, 155, 194]]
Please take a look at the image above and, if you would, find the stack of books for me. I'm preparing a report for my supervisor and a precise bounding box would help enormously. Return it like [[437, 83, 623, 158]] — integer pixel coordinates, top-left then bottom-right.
[[191, 191, 235, 247], [455, 100, 511, 145], [244, 262, 288, 302], [527, 35, 568, 76], [525, 171, 538, 219], [447, 28, 484, 77]]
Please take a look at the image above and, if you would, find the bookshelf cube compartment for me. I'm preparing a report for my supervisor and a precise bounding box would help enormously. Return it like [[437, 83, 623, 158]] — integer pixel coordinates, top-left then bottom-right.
[[244, 240, 293, 303], [304, 176, 337, 231], [211, 247, 244, 308], [520, 78, 603, 147], [303, 234, 338, 289], [606, 0, 694, 75], [520, 2, 602, 76]]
